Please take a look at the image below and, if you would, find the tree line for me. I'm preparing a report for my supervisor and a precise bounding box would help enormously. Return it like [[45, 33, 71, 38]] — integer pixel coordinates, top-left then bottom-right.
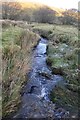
[[2, 2, 78, 25]]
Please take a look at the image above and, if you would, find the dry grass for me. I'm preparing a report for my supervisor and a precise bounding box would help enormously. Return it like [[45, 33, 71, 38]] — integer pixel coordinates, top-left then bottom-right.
[[2, 21, 40, 117]]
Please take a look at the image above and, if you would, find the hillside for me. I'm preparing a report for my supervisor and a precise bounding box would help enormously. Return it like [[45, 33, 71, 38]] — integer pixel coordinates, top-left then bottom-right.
[[19, 2, 78, 18], [20, 2, 43, 9], [19, 2, 65, 16], [2, 2, 78, 25]]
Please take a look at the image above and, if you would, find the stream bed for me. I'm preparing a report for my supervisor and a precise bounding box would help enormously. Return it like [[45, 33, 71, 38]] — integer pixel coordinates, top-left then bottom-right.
[[14, 38, 69, 119]]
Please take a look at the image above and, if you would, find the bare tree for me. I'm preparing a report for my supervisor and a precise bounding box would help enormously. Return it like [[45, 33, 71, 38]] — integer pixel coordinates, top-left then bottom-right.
[[62, 9, 78, 25], [19, 8, 32, 21], [2, 2, 21, 20], [33, 6, 56, 23]]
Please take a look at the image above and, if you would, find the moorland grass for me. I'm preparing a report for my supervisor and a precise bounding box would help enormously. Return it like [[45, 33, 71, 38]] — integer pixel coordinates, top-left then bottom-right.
[[31, 23, 79, 117], [2, 23, 40, 117]]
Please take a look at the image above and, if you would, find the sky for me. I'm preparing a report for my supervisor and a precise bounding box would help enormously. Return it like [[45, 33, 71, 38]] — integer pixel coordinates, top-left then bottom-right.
[[16, 0, 80, 9], [2, 0, 80, 9]]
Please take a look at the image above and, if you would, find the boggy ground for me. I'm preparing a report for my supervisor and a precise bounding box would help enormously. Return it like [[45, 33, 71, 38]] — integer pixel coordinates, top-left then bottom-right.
[[1, 20, 80, 118], [30, 23, 80, 118]]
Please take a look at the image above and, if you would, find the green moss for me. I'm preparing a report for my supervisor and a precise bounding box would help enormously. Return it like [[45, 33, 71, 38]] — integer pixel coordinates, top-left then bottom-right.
[[50, 87, 78, 116], [33, 23, 79, 85], [43, 23, 79, 117]]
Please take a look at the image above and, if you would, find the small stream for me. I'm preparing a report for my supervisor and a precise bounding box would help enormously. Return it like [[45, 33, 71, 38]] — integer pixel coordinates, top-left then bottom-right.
[[14, 38, 69, 118]]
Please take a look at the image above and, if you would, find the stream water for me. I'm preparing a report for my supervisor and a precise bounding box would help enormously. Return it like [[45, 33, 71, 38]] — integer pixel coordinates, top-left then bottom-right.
[[14, 38, 69, 119]]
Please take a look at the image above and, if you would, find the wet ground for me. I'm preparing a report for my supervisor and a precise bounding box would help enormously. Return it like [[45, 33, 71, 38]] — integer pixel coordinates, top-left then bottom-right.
[[14, 38, 69, 119]]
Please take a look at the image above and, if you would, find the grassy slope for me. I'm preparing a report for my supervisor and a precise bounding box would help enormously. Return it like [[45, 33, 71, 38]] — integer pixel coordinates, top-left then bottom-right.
[[20, 2, 78, 21], [20, 2, 43, 9], [2, 21, 40, 117], [31, 23, 79, 117], [20, 2, 64, 16]]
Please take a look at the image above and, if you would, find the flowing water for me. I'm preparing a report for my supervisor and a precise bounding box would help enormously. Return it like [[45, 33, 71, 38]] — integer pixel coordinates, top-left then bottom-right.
[[14, 38, 69, 119]]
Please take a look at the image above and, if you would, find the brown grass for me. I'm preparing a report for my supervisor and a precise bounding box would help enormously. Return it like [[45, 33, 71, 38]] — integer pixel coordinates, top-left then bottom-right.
[[2, 21, 40, 117]]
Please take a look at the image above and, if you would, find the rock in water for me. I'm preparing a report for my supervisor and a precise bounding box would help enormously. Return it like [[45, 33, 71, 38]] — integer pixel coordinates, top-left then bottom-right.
[[52, 67, 64, 75], [38, 71, 51, 79]]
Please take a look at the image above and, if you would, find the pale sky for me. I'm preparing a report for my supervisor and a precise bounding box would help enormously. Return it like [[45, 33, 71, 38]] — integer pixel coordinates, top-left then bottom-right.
[[2, 0, 80, 9], [17, 0, 80, 9]]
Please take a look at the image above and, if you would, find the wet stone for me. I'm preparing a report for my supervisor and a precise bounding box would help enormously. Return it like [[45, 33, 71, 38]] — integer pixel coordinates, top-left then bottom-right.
[[38, 71, 52, 79], [52, 67, 64, 75]]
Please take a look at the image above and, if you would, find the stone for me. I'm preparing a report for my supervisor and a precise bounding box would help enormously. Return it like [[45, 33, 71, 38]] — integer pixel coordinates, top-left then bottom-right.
[[52, 67, 64, 75], [38, 72, 51, 79]]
